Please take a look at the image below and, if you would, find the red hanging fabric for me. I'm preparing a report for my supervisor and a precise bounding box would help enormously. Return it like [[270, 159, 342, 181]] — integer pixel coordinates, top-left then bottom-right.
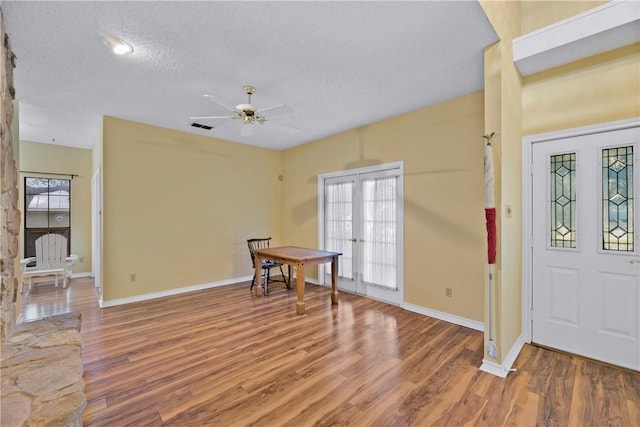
[[485, 207, 497, 264]]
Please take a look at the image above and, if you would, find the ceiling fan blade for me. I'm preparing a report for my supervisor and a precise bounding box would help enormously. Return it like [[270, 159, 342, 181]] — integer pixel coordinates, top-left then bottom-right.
[[264, 120, 300, 134], [203, 94, 237, 113], [189, 115, 235, 120], [256, 104, 293, 117], [240, 123, 254, 137]]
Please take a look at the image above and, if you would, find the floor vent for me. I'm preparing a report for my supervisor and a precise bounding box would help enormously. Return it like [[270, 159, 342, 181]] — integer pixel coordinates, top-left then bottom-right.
[[191, 122, 213, 130]]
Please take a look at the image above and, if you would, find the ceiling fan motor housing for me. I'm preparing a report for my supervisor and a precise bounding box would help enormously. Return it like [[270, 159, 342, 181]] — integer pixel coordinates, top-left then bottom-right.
[[236, 104, 255, 116]]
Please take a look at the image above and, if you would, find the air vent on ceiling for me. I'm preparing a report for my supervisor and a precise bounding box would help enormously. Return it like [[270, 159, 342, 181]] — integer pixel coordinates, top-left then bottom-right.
[[190, 122, 213, 130]]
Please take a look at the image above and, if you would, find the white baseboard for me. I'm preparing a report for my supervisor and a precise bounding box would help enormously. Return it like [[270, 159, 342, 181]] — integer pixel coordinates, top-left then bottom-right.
[[100, 275, 253, 308], [402, 302, 484, 332], [503, 333, 526, 371], [71, 272, 92, 278], [479, 359, 508, 378], [479, 333, 526, 378]]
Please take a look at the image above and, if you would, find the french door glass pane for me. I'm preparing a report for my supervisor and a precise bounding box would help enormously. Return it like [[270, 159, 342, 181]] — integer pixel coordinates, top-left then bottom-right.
[[362, 177, 396, 289], [602, 146, 634, 251], [550, 153, 576, 248], [325, 181, 354, 279]]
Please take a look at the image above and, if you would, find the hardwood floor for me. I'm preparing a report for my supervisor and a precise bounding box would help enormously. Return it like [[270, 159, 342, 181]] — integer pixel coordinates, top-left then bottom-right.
[[19, 277, 640, 426]]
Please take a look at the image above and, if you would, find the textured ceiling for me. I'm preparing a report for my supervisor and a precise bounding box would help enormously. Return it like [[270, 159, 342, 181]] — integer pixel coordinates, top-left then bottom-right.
[[2, 1, 498, 151]]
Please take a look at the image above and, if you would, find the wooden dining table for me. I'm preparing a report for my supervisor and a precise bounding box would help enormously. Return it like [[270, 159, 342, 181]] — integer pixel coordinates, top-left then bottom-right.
[[253, 246, 342, 315]]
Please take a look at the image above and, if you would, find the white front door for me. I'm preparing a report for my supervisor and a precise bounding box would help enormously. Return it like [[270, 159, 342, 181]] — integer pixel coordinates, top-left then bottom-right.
[[532, 126, 639, 370], [320, 163, 403, 306]]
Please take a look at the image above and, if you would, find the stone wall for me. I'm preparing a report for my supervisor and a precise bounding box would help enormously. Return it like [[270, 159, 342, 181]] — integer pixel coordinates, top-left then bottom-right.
[[1, 312, 86, 427], [0, 7, 19, 341], [0, 10, 87, 426]]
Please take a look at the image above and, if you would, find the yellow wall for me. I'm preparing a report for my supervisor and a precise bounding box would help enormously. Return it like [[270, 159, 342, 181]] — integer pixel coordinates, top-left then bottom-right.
[[282, 92, 486, 322], [92, 118, 104, 301], [101, 117, 283, 302], [523, 43, 640, 135], [520, 0, 638, 137], [478, 0, 639, 367], [480, 0, 523, 364], [19, 141, 93, 274], [521, 0, 608, 34]]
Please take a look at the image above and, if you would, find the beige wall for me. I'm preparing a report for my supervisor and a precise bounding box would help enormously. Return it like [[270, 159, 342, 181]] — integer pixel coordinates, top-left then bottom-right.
[[523, 42, 640, 135], [520, 0, 639, 138], [282, 92, 486, 322], [101, 117, 283, 302], [478, 0, 639, 366], [521, 0, 608, 34], [92, 118, 103, 300], [480, 0, 524, 364], [101, 93, 489, 322], [19, 141, 92, 274]]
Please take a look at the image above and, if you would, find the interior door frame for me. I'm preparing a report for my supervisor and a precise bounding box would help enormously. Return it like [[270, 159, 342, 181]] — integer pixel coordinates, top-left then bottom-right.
[[317, 161, 404, 302], [522, 117, 640, 344], [91, 167, 102, 296]]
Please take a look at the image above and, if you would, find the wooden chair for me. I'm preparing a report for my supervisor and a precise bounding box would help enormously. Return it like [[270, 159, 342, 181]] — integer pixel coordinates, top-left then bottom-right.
[[247, 237, 289, 293], [20, 234, 78, 293]]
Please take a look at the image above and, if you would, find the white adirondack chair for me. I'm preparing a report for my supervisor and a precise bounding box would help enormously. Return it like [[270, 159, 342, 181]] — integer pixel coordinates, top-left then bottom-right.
[[20, 234, 78, 293]]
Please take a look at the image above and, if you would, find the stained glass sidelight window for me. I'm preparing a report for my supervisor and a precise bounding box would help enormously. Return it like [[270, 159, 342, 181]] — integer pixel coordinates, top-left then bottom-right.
[[550, 153, 577, 248], [602, 146, 634, 252]]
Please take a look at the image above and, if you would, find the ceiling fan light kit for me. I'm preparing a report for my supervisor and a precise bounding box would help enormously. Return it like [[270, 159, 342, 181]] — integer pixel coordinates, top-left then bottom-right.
[[190, 85, 298, 137], [103, 36, 134, 55]]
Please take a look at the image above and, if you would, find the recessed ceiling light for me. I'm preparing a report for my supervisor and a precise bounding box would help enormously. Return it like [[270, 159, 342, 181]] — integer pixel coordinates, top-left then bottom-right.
[[103, 36, 134, 55]]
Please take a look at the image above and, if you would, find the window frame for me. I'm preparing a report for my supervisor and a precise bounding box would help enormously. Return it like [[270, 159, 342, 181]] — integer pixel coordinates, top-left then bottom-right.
[[23, 176, 72, 258]]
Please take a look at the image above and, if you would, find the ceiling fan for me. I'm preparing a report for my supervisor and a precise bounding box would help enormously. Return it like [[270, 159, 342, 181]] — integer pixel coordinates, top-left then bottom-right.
[[190, 85, 299, 136]]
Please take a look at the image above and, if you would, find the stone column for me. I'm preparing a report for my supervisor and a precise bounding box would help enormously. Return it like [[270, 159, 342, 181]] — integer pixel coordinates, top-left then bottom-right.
[[0, 8, 19, 341]]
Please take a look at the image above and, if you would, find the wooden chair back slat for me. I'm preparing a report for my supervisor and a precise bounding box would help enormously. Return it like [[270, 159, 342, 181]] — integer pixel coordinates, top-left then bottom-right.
[[36, 234, 67, 270], [247, 237, 272, 266]]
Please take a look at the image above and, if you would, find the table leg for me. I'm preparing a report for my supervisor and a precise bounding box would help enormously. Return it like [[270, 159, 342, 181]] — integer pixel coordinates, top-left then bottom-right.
[[254, 255, 263, 296], [296, 263, 305, 315], [287, 265, 292, 289], [331, 257, 339, 305]]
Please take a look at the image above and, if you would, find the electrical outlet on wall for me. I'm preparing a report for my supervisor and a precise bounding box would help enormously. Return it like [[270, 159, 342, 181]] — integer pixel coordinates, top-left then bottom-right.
[[130, 273, 136, 282], [445, 288, 452, 297]]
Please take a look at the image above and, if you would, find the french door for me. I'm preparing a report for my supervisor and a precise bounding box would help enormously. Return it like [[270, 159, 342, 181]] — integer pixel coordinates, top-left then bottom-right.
[[319, 163, 403, 305], [531, 126, 639, 370]]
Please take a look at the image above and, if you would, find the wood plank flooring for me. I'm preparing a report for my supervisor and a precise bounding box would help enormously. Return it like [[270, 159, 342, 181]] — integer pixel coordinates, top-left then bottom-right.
[[19, 277, 640, 426]]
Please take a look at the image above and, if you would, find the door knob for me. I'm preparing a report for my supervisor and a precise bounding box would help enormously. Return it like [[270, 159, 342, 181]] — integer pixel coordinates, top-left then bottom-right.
[[631, 259, 640, 264]]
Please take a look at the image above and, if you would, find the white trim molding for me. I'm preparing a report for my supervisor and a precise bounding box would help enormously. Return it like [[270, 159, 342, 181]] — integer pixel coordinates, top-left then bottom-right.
[[513, 0, 640, 76], [480, 334, 526, 378], [403, 302, 484, 332], [99, 275, 252, 308]]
